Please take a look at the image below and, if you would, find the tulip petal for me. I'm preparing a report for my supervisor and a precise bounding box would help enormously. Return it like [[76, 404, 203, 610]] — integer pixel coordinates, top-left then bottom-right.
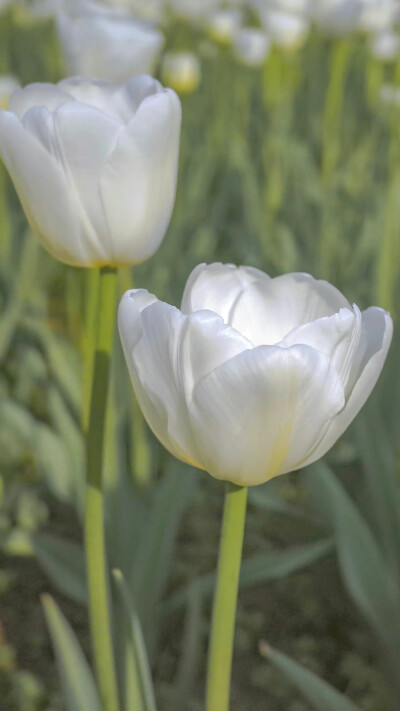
[[58, 77, 137, 124], [51, 102, 122, 261], [189, 344, 345, 486], [181, 264, 351, 347], [0, 110, 88, 265], [9, 83, 71, 118], [181, 262, 269, 318], [118, 292, 201, 466], [100, 89, 181, 264], [229, 273, 352, 346], [178, 310, 253, 399], [279, 306, 362, 394], [301, 308, 393, 467]]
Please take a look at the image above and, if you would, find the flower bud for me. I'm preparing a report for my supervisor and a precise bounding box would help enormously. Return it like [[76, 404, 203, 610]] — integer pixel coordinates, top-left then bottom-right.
[[0, 75, 181, 267]]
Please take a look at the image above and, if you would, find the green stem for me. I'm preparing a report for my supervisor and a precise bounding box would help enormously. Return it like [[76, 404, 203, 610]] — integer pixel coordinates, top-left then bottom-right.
[[82, 268, 100, 430], [85, 265, 120, 711], [119, 267, 152, 488], [206, 483, 248, 711]]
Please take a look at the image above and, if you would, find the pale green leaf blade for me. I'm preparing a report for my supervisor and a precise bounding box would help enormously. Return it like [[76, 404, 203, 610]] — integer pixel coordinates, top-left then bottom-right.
[[265, 644, 361, 711], [42, 595, 101, 711]]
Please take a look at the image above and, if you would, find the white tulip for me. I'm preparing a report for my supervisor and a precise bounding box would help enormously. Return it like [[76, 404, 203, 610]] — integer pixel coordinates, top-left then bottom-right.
[[233, 28, 270, 67], [359, 0, 399, 33], [312, 0, 364, 34], [259, 8, 309, 49], [169, 0, 220, 24], [56, 6, 164, 82], [370, 29, 400, 60], [207, 9, 243, 45], [118, 263, 393, 487], [0, 75, 181, 267], [161, 52, 201, 94]]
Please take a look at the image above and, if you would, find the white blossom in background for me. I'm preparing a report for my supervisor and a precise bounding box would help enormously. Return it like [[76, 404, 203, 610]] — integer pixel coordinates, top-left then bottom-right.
[[207, 9, 243, 45], [0, 75, 181, 266], [259, 8, 309, 49], [312, 0, 364, 34], [0, 76, 20, 110], [56, 4, 164, 82], [161, 52, 201, 94], [252, 0, 311, 15], [233, 27, 270, 67], [119, 263, 392, 486], [94, 0, 165, 22], [370, 29, 400, 60], [358, 0, 400, 33], [169, 0, 220, 24]]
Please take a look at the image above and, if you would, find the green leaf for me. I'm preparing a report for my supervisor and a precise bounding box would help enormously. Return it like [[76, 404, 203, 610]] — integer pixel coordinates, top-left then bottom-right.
[[42, 595, 101, 711], [265, 644, 361, 711], [239, 538, 334, 588], [171, 580, 203, 711], [36, 424, 74, 504], [307, 462, 400, 649], [113, 569, 157, 711], [165, 538, 333, 611], [48, 386, 85, 517], [355, 412, 400, 572], [132, 462, 197, 646], [248, 482, 318, 522], [32, 533, 86, 604]]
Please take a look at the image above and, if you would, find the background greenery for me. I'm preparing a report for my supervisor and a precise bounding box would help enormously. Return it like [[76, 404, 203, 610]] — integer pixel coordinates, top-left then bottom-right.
[[0, 4, 399, 711]]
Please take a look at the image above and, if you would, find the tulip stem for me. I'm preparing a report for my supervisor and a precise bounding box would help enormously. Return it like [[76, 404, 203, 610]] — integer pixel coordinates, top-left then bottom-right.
[[206, 483, 248, 711], [85, 265, 120, 711]]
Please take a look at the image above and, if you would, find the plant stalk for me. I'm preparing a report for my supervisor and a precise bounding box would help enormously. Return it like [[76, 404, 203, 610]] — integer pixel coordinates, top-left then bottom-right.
[[85, 265, 120, 711], [205, 483, 248, 711]]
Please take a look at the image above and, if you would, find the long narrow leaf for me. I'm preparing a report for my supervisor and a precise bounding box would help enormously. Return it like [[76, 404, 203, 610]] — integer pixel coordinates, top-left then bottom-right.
[[165, 538, 333, 612], [113, 569, 157, 711], [32, 533, 86, 604], [307, 462, 400, 650], [265, 644, 361, 711], [42, 595, 100, 711]]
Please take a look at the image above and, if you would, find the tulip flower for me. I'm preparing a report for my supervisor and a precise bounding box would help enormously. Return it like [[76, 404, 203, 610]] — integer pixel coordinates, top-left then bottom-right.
[[370, 30, 400, 61], [207, 10, 242, 45], [259, 9, 310, 49], [161, 52, 201, 94], [119, 263, 392, 487], [0, 75, 181, 267], [312, 0, 363, 35], [233, 28, 270, 67], [56, 6, 164, 83], [170, 0, 220, 23]]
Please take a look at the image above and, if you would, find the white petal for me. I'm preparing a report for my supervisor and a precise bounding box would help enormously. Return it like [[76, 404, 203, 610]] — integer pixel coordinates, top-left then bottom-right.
[[181, 262, 270, 318], [0, 110, 89, 266], [181, 265, 351, 346], [50, 102, 122, 262], [280, 306, 362, 394], [9, 83, 71, 118], [118, 288, 158, 353], [229, 273, 352, 346], [177, 310, 252, 400], [188, 344, 345, 486], [100, 89, 181, 265], [302, 308, 393, 467], [57, 77, 132, 123], [118, 293, 200, 466]]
